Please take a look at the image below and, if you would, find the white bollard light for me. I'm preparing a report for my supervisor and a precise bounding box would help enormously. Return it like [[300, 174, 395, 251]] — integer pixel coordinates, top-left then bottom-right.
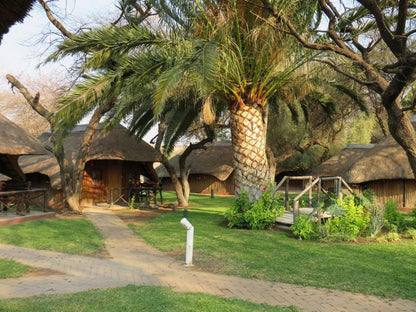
[[180, 217, 194, 266]]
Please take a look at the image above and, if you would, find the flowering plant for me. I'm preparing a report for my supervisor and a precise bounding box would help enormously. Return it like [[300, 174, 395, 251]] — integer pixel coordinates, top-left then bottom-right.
[[224, 185, 285, 230]]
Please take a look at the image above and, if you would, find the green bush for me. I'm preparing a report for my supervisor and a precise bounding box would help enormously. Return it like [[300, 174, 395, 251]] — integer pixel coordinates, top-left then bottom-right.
[[224, 189, 251, 229], [325, 197, 370, 240], [224, 187, 285, 230], [404, 227, 416, 240], [291, 196, 370, 241], [290, 214, 317, 240], [408, 209, 416, 228], [384, 199, 405, 232]]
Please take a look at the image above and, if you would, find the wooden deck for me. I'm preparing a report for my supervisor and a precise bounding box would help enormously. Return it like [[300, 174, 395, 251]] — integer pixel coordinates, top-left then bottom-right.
[[276, 207, 332, 225]]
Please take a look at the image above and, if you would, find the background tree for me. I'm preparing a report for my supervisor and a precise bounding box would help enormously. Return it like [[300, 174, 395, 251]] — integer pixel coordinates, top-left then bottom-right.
[[262, 0, 416, 180], [268, 63, 386, 174], [5, 0, 153, 212], [0, 74, 67, 136], [46, 0, 316, 201]]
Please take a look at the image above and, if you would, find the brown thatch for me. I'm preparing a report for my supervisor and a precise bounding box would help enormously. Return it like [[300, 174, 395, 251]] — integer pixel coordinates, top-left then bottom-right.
[[313, 138, 412, 183], [19, 125, 162, 189], [0, 114, 46, 180], [155, 142, 234, 181], [311, 144, 375, 181], [344, 136, 412, 183], [0, 0, 36, 42]]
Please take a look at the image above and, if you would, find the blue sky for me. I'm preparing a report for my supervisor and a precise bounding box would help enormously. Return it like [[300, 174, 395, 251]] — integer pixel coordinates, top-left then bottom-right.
[[0, 0, 118, 89]]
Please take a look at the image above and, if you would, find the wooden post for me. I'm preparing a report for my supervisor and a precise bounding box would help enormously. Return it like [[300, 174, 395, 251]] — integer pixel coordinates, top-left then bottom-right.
[[293, 200, 299, 224], [317, 178, 321, 203], [338, 178, 343, 200], [285, 178, 290, 210], [308, 176, 312, 208]]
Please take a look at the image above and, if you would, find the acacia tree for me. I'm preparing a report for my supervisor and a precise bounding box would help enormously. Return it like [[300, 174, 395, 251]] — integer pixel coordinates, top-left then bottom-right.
[[262, 0, 416, 179], [5, 0, 152, 212]]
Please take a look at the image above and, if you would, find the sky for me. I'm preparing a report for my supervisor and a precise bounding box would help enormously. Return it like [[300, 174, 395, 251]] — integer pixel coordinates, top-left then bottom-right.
[[0, 0, 119, 89]]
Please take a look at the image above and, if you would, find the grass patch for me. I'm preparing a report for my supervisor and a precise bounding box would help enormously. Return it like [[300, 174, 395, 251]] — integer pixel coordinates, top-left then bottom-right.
[[132, 192, 416, 301], [0, 259, 30, 279], [0, 285, 298, 311], [0, 219, 104, 255]]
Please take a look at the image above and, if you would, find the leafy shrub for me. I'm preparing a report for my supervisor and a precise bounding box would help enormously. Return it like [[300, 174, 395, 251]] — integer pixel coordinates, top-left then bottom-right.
[[291, 196, 370, 241], [404, 227, 416, 240], [224, 187, 285, 230], [408, 209, 416, 228], [291, 214, 317, 240], [377, 231, 401, 243], [384, 199, 405, 232], [325, 197, 370, 240], [369, 204, 385, 238], [224, 189, 251, 229]]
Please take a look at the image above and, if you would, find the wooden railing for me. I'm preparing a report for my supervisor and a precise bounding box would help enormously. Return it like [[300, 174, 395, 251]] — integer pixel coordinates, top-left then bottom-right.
[[274, 176, 355, 224], [0, 188, 48, 215]]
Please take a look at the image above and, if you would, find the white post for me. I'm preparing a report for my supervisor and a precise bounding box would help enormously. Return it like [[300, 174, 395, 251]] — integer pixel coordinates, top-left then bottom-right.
[[180, 217, 194, 267]]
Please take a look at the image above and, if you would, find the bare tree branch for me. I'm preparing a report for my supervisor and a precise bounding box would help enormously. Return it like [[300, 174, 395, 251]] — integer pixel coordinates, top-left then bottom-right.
[[37, 0, 74, 39], [6, 74, 54, 122]]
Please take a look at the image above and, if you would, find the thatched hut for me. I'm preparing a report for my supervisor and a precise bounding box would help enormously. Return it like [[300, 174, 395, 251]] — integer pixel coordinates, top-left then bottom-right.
[[312, 139, 416, 208], [0, 113, 46, 182], [156, 142, 235, 195], [19, 125, 162, 205], [0, 0, 36, 42]]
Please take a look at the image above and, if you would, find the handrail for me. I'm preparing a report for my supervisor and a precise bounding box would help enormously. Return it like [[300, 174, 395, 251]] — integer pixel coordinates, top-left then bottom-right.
[[272, 175, 314, 194], [292, 177, 320, 224], [272, 176, 288, 194], [341, 178, 354, 194]]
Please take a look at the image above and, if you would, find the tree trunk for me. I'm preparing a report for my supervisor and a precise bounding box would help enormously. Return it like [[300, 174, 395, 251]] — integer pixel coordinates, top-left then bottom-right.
[[161, 156, 189, 207], [384, 99, 416, 180], [65, 192, 80, 212], [230, 103, 269, 201]]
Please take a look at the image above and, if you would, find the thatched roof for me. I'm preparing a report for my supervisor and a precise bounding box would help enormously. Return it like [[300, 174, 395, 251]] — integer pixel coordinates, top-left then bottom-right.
[[312, 138, 413, 183], [0, 114, 46, 156], [156, 142, 234, 181], [19, 125, 162, 189], [0, 0, 36, 42], [344, 137, 412, 183], [0, 113, 46, 180]]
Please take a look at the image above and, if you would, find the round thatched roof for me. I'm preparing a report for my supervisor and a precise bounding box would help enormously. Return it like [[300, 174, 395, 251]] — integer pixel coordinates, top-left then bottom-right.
[[0, 0, 36, 42], [344, 137, 412, 183], [156, 142, 234, 181], [313, 138, 412, 183], [0, 114, 46, 181], [0, 114, 46, 156], [20, 125, 162, 189]]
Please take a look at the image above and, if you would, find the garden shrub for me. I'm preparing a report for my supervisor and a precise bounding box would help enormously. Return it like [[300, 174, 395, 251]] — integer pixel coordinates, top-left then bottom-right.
[[291, 214, 317, 240], [224, 187, 285, 230], [408, 209, 416, 228], [404, 227, 416, 240], [377, 231, 401, 243], [384, 199, 405, 232], [369, 204, 385, 237], [291, 196, 370, 241], [325, 197, 370, 240]]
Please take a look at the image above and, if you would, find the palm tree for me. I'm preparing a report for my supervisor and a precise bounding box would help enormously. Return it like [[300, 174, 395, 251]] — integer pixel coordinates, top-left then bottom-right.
[[48, 0, 309, 201]]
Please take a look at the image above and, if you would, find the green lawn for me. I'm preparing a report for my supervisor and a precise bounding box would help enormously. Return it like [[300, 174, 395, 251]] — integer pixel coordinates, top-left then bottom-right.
[[0, 259, 30, 279], [0, 219, 105, 255], [0, 285, 298, 312], [131, 192, 416, 301]]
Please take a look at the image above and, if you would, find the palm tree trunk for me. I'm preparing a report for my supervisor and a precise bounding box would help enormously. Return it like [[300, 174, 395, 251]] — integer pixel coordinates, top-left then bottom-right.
[[230, 103, 270, 201]]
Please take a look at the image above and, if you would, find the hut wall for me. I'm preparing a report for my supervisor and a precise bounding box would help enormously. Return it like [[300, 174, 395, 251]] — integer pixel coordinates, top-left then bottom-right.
[[161, 173, 235, 195], [81, 160, 118, 205], [362, 179, 416, 208]]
